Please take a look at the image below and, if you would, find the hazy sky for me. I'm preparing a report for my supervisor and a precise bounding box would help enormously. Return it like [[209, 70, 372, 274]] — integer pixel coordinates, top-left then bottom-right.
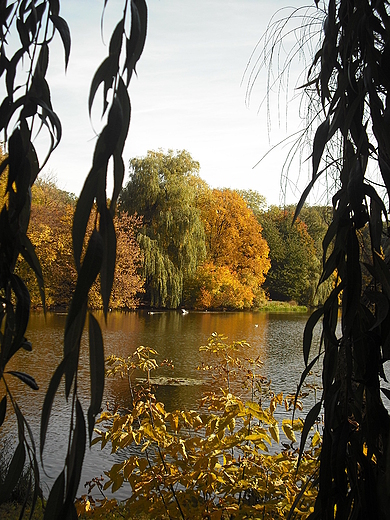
[[42, 0, 322, 206]]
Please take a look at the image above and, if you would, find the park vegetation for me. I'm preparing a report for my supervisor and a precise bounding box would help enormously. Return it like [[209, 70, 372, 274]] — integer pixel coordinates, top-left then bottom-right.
[[2, 0, 390, 519], [75, 335, 321, 519], [15, 149, 334, 312]]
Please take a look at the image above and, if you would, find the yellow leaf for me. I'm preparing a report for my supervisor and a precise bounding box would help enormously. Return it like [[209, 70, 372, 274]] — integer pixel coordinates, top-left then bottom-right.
[[282, 421, 297, 443], [269, 423, 280, 443], [137, 457, 148, 472], [246, 432, 271, 445], [312, 430, 321, 447], [111, 473, 124, 493], [123, 459, 137, 480]]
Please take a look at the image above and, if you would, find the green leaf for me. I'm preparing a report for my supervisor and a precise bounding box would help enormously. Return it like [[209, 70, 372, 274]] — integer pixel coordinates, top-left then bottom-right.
[[48, 0, 60, 16], [373, 251, 390, 299], [5, 50, 24, 102], [29, 455, 41, 520], [293, 170, 322, 223], [343, 229, 361, 337], [7, 370, 39, 390], [19, 233, 45, 311], [43, 470, 65, 520], [27, 140, 39, 185], [88, 313, 105, 443], [297, 401, 322, 472], [322, 219, 337, 265], [303, 307, 324, 366], [40, 356, 68, 462], [111, 151, 124, 211], [72, 172, 97, 271], [50, 14, 71, 69], [319, 249, 340, 285], [0, 395, 7, 428], [364, 290, 389, 331], [13, 401, 26, 444], [64, 399, 86, 506], [99, 207, 116, 317], [124, 0, 148, 84], [35, 42, 49, 78], [17, 17, 30, 49], [104, 96, 123, 160], [88, 56, 117, 116], [109, 19, 124, 57], [293, 352, 322, 422], [116, 78, 131, 150], [0, 442, 26, 505], [63, 304, 87, 399]]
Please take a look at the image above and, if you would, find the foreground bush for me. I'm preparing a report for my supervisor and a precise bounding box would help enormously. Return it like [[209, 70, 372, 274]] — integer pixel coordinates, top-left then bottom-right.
[[77, 335, 321, 519]]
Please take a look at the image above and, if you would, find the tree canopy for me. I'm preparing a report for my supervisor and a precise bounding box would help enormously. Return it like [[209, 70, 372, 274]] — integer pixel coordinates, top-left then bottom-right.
[[185, 188, 270, 309], [259, 207, 317, 304], [119, 149, 206, 308]]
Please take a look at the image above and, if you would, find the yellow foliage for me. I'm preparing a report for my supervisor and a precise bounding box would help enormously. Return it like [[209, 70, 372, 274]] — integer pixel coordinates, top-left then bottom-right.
[[15, 180, 144, 310], [189, 188, 271, 310], [86, 335, 321, 519]]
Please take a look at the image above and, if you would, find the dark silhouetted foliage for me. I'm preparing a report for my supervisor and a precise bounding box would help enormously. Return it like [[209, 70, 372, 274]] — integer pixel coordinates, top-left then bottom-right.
[[0, 2, 147, 518]]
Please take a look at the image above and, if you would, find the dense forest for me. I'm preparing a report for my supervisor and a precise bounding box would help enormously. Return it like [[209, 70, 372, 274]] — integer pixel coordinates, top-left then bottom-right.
[[16, 149, 335, 311]]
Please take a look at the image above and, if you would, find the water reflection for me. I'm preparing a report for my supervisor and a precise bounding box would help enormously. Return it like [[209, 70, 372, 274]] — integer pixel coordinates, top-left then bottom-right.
[[2, 309, 321, 499]]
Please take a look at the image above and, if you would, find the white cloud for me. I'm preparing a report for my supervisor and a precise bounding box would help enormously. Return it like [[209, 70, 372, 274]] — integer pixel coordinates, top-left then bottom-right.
[[39, 0, 321, 205]]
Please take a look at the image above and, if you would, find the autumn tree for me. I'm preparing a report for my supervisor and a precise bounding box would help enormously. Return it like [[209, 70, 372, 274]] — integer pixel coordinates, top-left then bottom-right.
[[89, 211, 144, 309], [16, 180, 77, 307], [187, 188, 270, 309], [119, 149, 206, 308], [16, 180, 145, 310]]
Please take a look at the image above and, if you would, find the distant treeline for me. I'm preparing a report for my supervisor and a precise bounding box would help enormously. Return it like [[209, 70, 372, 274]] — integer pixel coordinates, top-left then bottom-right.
[[9, 150, 336, 310]]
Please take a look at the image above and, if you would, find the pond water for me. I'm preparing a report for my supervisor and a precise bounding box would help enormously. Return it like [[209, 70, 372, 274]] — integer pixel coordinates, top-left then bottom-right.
[[2, 309, 323, 501]]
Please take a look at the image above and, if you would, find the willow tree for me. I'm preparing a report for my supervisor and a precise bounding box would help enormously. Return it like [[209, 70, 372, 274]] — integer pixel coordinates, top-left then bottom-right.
[[257, 0, 390, 517], [0, 1, 147, 518], [119, 149, 206, 308]]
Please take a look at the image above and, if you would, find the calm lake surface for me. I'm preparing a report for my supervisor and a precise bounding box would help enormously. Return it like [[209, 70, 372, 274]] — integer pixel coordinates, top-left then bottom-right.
[[3, 309, 323, 500]]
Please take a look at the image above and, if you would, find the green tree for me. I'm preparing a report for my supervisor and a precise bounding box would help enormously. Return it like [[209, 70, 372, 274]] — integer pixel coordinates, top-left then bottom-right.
[[236, 188, 267, 220], [260, 206, 318, 304], [119, 149, 206, 308], [0, 1, 147, 518]]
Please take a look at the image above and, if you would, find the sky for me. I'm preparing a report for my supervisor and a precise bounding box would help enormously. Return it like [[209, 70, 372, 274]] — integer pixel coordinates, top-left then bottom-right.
[[41, 0, 323, 207]]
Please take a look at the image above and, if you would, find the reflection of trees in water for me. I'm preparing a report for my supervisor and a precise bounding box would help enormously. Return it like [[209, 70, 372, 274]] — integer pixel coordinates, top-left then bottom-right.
[[10, 310, 315, 496]]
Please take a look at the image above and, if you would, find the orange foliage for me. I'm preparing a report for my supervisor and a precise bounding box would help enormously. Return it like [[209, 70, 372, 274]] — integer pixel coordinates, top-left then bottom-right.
[[17, 182, 76, 307], [88, 211, 145, 310], [16, 181, 144, 310], [193, 189, 270, 309], [194, 262, 255, 309]]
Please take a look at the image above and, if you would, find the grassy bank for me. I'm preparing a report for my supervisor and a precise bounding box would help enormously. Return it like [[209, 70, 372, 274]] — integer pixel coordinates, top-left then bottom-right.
[[255, 300, 308, 312]]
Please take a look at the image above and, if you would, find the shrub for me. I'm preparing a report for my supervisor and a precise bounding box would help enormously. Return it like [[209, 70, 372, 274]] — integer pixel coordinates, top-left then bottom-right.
[[77, 335, 321, 519]]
